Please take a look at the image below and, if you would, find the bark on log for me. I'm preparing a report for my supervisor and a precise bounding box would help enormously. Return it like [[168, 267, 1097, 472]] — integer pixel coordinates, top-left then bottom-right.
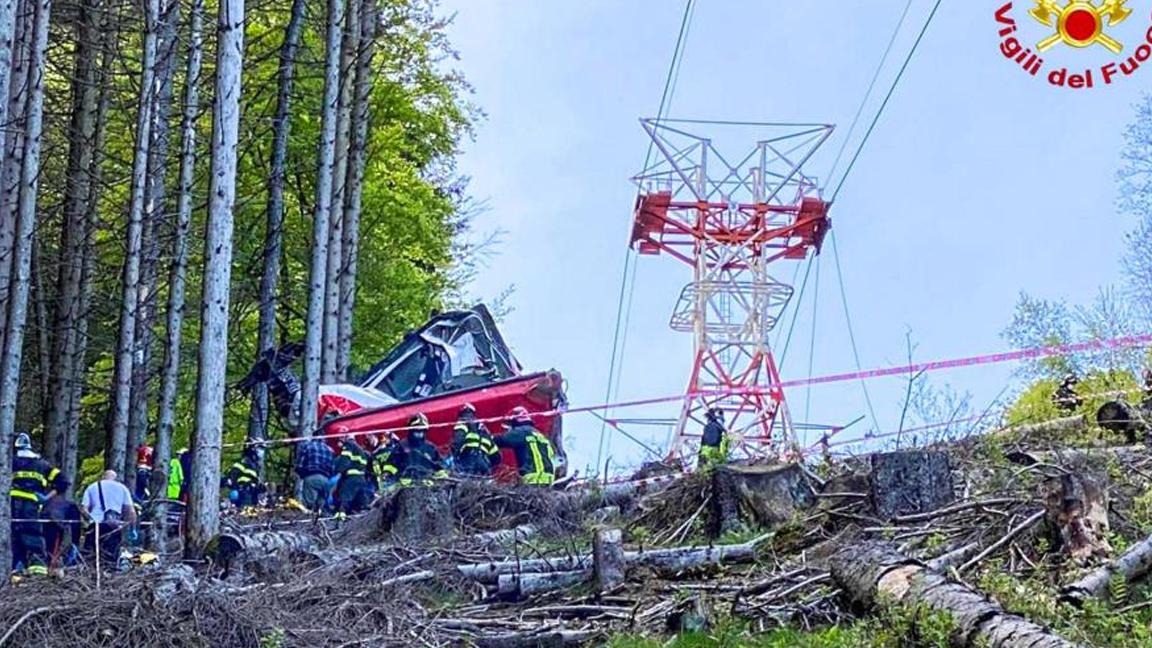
[[708, 464, 815, 537], [870, 451, 954, 520], [382, 486, 453, 541], [1043, 473, 1111, 564], [208, 530, 322, 573], [458, 534, 770, 583], [830, 540, 1084, 648], [468, 524, 537, 549], [1061, 532, 1152, 605], [1007, 445, 1148, 469], [593, 528, 624, 592], [473, 629, 598, 648], [152, 564, 197, 603], [998, 415, 1086, 440], [497, 570, 590, 599], [583, 474, 683, 509]]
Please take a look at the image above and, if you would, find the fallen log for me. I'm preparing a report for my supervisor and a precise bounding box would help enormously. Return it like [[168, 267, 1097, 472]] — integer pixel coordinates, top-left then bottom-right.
[[473, 629, 599, 648], [831, 540, 1084, 648], [1060, 532, 1152, 605], [207, 530, 323, 574], [583, 474, 683, 509], [458, 534, 771, 584], [468, 524, 538, 549], [998, 415, 1086, 440], [1006, 445, 1148, 468], [498, 570, 590, 598]]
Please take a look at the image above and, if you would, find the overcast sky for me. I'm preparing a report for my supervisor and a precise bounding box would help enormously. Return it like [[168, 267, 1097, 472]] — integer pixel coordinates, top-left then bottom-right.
[[439, 0, 1149, 476]]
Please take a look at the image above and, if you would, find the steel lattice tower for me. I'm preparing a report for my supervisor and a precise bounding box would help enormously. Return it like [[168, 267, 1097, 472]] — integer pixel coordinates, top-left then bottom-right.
[[630, 118, 834, 459]]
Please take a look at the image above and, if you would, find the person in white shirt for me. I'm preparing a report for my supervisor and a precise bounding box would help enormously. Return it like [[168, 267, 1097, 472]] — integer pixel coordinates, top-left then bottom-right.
[[81, 470, 136, 564]]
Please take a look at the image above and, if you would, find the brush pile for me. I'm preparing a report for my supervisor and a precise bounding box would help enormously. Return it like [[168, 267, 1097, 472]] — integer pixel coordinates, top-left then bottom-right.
[[4, 422, 1152, 647]]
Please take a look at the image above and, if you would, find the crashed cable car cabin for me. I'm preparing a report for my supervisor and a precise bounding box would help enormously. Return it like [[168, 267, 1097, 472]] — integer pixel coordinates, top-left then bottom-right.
[[316, 305, 568, 480]]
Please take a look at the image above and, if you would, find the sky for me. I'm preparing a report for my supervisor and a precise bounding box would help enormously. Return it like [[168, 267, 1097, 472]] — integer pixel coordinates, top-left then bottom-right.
[[439, 0, 1149, 476]]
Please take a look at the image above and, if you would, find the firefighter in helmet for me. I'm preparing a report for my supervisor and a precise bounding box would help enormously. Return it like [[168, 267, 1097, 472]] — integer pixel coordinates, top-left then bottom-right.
[[698, 408, 730, 469], [494, 406, 556, 486]]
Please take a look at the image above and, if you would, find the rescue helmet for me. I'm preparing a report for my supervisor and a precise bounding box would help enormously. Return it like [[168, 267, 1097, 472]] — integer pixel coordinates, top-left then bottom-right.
[[408, 412, 430, 430], [137, 445, 154, 465], [1063, 373, 1079, 385], [508, 406, 532, 425], [706, 408, 724, 422], [13, 432, 32, 450], [362, 433, 380, 450], [459, 402, 477, 416]]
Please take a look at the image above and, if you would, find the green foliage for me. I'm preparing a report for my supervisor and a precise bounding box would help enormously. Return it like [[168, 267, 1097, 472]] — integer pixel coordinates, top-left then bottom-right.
[[259, 627, 286, 648], [1003, 369, 1139, 429]]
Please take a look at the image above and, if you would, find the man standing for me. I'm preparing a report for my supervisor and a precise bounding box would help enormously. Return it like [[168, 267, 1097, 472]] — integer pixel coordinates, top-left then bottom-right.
[[494, 407, 556, 486], [698, 408, 731, 469], [452, 403, 501, 477], [81, 470, 136, 568], [43, 476, 83, 570], [295, 436, 335, 513], [11, 432, 65, 575], [333, 428, 373, 514]]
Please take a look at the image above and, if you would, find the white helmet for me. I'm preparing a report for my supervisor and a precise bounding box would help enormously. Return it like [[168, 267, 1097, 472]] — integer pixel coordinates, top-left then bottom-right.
[[13, 432, 31, 450]]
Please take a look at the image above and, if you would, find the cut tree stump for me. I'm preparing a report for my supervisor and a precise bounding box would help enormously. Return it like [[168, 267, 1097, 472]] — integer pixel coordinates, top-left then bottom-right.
[[1043, 473, 1111, 565], [382, 486, 453, 541], [1061, 532, 1152, 605], [593, 527, 625, 592], [870, 451, 954, 520], [830, 540, 1085, 648], [707, 464, 816, 537]]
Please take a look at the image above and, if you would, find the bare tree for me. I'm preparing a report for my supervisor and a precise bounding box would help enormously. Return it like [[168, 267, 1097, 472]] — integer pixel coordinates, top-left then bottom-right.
[[248, 0, 307, 448], [0, 0, 50, 578], [323, 0, 358, 383], [186, 0, 244, 557], [337, 0, 378, 377], [108, 0, 160, 477], [300, 0, 346, 435], [0, 0, 32, 354], [153, 0, 202, 542], [45, 0, 105, 473]]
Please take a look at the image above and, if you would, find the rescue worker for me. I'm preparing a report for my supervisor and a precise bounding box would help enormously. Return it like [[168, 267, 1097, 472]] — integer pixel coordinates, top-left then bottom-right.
[[1053, 373, 1082, 412], [167, 450, 186, 500], [374, 432, 404, 487], [11, 433, 65, 576], [134, 444, 154, 502], [698, 408, 730, 469], [381, 414, 446, 485], [494, 406, 556, 486], [1143, 368, 1152, 403], [223, 447, 261, 508], [452, 403, 501, 477], [333, 430, 373, 513], [295, 436, 335, 513]]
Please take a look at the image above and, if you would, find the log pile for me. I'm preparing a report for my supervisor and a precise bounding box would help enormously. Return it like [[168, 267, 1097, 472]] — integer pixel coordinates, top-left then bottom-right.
[[6, 420, 1152, 647]]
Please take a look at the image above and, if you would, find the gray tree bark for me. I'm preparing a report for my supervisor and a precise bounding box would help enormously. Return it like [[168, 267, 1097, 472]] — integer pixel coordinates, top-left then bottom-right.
[[1061, 532, 1152, 605], [300, 0, 347, 435], [0, 0, 49, 577], [187, 0, 244, 558], [108, 0, 160, 478], [124, 0, 182, 482], [830, 540, 1083, 648], [0, 0, 31, 353], [322, 0, 358, 383], [45, 0, 104, 473], [337, 0, 378, 378], [248, 0, 306, 448], [153, 0, 202, 537]]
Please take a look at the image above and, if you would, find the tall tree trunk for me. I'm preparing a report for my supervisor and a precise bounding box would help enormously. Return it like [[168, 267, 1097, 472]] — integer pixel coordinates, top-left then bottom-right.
[[45, 0, 103, 471], [300, 0, 347, 435], [337, 0, 377, 378], [0, 0, 31, 355], [0, 0, 49, 579], [108, 0, 160, 478], [30, 233, 50, 428], [153, 0, 202, 540], [125, 0, 181, 481], [63, 4, 116, 486], [248, 0, 306, 449], [187, 0, 244, 558], [322, 0, 357, 383]]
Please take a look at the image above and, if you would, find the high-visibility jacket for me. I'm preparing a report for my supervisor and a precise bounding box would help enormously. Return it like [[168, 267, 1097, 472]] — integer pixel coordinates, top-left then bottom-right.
[[698, 420, 730, 467], [12, 452, 61, 503], [226, 457, 260, 488], [495, 423, 555, 485], [381, 439, 444, 482], [452, 421, 501, 475], [335, 442, 372, 479], [167, 457, 184, 500]]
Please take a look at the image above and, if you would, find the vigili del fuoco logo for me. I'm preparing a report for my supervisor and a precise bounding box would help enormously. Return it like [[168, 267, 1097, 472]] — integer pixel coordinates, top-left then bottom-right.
[[996, 1, 1152, 87]]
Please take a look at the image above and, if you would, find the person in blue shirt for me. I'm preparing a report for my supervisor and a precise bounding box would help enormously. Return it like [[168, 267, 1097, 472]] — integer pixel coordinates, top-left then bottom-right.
[[295, 437, 335, 513]]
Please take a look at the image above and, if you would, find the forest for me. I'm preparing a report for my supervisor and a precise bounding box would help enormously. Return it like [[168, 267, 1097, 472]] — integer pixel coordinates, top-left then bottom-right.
[[0, 0, 477, 570]]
